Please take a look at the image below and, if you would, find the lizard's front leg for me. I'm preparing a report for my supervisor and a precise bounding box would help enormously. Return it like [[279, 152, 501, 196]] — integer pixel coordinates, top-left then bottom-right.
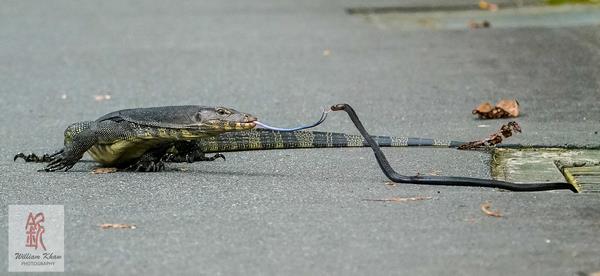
[[43, 121, 98, 172]]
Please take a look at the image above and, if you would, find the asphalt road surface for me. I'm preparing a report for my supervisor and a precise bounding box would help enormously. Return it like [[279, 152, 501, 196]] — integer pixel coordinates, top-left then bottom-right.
[[1, 1, 599, 275]]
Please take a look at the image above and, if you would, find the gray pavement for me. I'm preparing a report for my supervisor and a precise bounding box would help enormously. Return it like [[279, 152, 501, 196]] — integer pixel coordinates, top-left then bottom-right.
[[1, 1, 599, 275]]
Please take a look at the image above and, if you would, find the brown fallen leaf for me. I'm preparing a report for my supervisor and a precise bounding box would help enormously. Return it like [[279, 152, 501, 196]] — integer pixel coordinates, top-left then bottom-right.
[[479, 0, 499, 11], [495, 99, 519, 117], [92, 167, 117, 174], [94, 94, 112, 102], [474, 102, 494, 113], [472, 99, 519, 119], [363, 196, 432, 202], [468, 20, 491, 29], [458, 121, 521, 149], [100, 223, 136, 229], [480, 202, 503, 217], [500, 121, 521, 137]]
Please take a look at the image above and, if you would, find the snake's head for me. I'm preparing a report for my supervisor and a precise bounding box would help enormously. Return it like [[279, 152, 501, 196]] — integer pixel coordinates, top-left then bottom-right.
[[330, 104, 348, 111], [199, 107, 257, 133]]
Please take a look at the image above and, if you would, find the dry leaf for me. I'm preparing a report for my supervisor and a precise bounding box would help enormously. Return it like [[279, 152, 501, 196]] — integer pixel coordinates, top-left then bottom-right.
[[363, 196, 432, 202], [480, 202, 503, 217], [468, 20, 491, 29], [479, 0, 499, 11], [499, 121, 521, 137], [94, 94, 112, 101], [92, 167, 117, 174], [100, 223, 136, 229], [472, 99, 519, 119], [473, 102, 494, 114], [495, 99, 519, 117], [458, 121, 521, 149]]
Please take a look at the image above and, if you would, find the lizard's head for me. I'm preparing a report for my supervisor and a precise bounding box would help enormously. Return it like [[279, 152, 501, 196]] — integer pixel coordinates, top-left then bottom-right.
[[197, 106, 257, 133]]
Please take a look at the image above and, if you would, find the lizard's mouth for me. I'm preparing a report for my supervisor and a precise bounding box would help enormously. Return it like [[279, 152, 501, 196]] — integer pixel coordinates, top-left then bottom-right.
[[234, 114, 258, 130], [201, 119, 256, 132], [235, 121, 257, 130]]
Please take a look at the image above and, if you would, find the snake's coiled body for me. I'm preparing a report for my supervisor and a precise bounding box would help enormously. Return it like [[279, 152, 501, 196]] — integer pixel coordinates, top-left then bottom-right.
[[331, 104, 576, 192]]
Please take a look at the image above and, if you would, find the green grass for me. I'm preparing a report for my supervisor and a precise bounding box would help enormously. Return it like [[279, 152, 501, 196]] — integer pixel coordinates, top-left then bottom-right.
[[546, 0, 600, 5]]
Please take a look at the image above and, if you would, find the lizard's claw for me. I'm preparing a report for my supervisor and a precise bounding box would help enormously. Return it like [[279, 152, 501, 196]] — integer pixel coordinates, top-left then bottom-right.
[[42, 153, 77, 172], [126, 159, 165, 172], [14, 152, 49, 162], [15, 150, 63, 163], [186, 153, 225, 162], [14, 153, 28, 162], [161, 153, 175, 162], [162, 151, 225, 163], [210, 153, 226, 161]]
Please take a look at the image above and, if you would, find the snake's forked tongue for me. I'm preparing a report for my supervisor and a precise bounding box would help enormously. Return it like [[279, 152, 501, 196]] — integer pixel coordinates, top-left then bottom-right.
[[254, 109, 329, 132]]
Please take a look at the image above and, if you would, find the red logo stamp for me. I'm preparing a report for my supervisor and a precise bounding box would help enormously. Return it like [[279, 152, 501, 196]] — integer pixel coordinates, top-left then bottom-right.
[[25, 212, 46, 251]]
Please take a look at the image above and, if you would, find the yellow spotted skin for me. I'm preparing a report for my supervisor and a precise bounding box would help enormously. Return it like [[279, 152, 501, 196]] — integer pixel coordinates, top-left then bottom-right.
[[344, 133, 364, 147], [390, 136, 409, 147], [201, 136, 220, 152], [195, 129, 467, 154], [246, 131, 263, 149], [271, 131, 285, 149]]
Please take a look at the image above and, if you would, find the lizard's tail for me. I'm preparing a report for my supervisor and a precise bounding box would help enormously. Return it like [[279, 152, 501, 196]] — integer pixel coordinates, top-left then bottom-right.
[[199, 129, 466, 153]]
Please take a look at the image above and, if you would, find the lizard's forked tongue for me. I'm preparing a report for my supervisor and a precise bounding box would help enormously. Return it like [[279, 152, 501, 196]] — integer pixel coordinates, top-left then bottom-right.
[[254, 109, 329, 132]]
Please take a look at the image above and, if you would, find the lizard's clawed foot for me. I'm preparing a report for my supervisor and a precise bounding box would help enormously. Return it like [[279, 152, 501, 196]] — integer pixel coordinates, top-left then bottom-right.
[[163, 152, 225, 163], [194, 153, 226, 162], [126, 159, 165, 172], [14, 150, 63, 163], [42, 153, 78, 172], [124, 147, 170, 172], [166, 141, 225, 163]]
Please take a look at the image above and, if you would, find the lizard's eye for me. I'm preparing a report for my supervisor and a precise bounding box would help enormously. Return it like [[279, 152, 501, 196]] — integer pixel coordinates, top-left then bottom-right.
[[216, 108, 227, 115]]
